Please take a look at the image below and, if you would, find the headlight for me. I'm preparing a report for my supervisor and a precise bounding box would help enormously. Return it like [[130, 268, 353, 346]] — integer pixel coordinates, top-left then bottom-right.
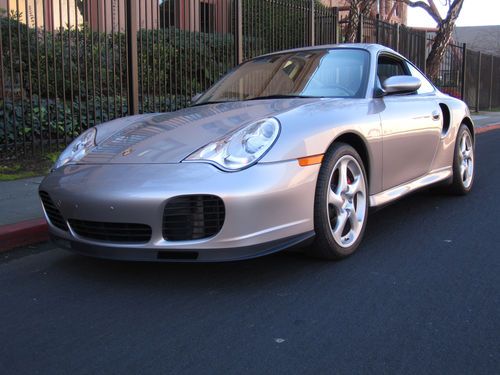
[[53, 128, 97, 170], [185, 118, 281, 171]]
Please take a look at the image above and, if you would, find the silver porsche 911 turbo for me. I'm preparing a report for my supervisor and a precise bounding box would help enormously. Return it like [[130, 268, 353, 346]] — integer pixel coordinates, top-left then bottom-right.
[[39, 44, 475, 262]]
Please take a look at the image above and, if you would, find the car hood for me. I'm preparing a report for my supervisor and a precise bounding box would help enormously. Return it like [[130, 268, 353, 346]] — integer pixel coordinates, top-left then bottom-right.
[[81, 98, 325, 164]]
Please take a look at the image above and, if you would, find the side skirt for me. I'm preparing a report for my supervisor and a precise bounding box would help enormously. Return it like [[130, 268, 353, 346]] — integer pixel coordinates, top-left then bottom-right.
[[369, 167, 453, 208]]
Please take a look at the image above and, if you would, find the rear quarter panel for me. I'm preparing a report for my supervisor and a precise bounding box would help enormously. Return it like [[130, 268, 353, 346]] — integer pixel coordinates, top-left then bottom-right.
[[429, 94, 473, 172]]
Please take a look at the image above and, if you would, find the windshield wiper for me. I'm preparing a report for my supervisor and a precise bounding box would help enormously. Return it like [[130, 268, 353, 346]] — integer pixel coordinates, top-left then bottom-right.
[[191, 100, 240, 107], [245, 94, 324, 101], [192, 95, 323, 107]]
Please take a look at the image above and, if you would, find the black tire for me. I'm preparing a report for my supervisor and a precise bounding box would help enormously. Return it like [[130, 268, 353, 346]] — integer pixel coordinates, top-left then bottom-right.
[[308, 143, 369, 260], [449, 124, 475, 195]]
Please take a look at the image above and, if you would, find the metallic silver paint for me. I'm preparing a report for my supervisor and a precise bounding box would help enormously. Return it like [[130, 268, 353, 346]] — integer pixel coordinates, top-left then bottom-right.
[[41, 161, 319, 250], [39, 44, 475, 261]]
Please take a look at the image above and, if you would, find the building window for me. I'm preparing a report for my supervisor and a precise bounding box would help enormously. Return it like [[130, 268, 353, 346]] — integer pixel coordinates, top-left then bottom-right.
[[200, 2, 215, 33], [160, 0, 177, 28]]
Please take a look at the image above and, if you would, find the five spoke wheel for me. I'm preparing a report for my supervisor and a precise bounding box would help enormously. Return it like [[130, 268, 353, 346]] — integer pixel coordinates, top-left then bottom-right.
[[458, 130, 474, 189], [449, 124, 475, 195], [327, 156, 367, 248], [311, 143, 369, 259]]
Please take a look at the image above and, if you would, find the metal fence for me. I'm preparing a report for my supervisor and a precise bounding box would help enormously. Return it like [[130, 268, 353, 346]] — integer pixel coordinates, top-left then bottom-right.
[[0, 0, 499, 161]]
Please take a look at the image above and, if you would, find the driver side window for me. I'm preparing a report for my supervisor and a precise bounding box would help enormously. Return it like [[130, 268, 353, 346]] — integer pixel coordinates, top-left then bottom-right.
[[406, 63, 435, 94], [377, 55, 408, 84]]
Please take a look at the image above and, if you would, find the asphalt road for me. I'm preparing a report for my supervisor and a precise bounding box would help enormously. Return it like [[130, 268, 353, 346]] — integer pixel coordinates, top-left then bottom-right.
[[1, 131, 499, 375]]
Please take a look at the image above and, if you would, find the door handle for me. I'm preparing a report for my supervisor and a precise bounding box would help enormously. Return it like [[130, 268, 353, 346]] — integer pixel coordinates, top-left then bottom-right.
[[432, 110, 441, 121]]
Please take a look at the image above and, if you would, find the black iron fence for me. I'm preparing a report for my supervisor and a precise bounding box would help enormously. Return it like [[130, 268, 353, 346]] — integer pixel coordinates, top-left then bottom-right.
[[0, 0, 498, 161]]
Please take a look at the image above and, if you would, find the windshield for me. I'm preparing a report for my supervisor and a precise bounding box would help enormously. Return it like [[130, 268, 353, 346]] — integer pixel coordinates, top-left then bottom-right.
[[195, 49, 370, 105]]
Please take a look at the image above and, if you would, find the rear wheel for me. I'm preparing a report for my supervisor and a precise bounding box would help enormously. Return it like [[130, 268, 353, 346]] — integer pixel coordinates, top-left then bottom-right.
[[449, 124, 475, 195], [309, 143, 369, 260]]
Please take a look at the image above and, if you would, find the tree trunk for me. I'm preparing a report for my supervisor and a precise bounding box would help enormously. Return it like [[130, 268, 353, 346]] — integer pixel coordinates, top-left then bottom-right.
[[344, 2, 361, 43], [344, 0, 376, 43], [425, 0, 465, 80]]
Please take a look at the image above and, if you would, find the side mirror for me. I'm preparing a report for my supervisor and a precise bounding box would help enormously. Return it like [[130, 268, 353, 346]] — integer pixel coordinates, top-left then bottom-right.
[[381, 75, 421, 95]]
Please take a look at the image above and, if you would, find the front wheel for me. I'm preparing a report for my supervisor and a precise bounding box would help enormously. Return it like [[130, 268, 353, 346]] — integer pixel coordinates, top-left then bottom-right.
[[449, 124, 475, 195], [308, 143, 369, 260]]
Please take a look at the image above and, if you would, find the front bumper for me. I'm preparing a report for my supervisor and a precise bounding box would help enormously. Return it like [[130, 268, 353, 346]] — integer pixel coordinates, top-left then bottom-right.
[[39, 160, 320, 261], [50, 232, 314, 262]]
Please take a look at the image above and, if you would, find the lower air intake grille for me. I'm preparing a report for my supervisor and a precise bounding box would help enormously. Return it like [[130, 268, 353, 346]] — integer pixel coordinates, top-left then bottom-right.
[[39, 191, 68, 231], [68, 219, 152, 243], [163, 195, 225, 241]]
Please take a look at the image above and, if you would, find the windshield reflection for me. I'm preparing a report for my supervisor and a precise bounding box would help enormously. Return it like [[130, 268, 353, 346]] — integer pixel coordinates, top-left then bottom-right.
[[195, 49, 370, 105]]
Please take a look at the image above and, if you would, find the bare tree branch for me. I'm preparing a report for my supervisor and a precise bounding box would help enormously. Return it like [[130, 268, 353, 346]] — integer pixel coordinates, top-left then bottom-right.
[[395, 0, 442, 24], [427, 0, 442, 19]]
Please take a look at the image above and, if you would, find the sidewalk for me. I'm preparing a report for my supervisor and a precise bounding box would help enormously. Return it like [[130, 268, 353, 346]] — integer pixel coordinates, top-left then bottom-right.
[[1, 114, 500, 252]]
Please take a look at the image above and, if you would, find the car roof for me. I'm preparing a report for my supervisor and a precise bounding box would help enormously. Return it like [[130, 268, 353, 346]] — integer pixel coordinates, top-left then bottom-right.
[[256, 43, 405, 60]]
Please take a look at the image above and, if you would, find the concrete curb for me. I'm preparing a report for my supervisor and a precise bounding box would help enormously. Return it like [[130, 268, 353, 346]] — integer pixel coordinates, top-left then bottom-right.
[[0, 218, 48, 253], [476, 124, 500, 135], [0, 123, 499, 254]]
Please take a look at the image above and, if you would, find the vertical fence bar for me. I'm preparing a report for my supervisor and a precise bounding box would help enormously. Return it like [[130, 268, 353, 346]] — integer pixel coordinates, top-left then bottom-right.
[[126, 0, 139, 115], [23, 0, 33, 154], [83, 0, 91, 124], [150, 0, 156, 112], [357, 14, 363, 43], [74, 1, 83, 133], [7, 1, 18, 156], [334, 7, 340, 44], [310, 0, 315, 46], [34, 0, 43, 154], [58, 0, 68, 146], [118, 0, 124, 117], [460, 43, 466, 101], [111, 0, 117, 119], [0, 10, 7, 157], [475, 52, 481, 113], [489, 54, 494, 110], [235, 0, 243, 64], [90, 1, 97, 124], [66, 0, 75, 136]]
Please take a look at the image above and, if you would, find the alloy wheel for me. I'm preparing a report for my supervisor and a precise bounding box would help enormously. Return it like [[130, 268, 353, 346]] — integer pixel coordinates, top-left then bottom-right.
[[327, 155, 367, 248], [459, 130, 474, 189]]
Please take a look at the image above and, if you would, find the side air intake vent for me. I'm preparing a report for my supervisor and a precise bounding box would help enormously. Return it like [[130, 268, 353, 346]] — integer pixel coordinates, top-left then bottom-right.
[[163, 195, 225, 241], [39, 191, 68, 231]]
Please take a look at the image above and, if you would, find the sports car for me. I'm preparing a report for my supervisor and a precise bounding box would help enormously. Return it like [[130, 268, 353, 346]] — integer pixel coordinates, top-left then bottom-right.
[[39, 44, 475, 262]]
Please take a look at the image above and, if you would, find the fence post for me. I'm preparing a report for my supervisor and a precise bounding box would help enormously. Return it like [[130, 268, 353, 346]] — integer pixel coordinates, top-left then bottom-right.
[[310, 0, 315, 46], [333, 7, 340, 44], [395, 23, 400, 51], [126, 0, 139, 115], [475, 52, 481, 113], [357, 14, 364, 43], [422, 31, 428, 74], [375, 13, 380, 44], [461, 43, 467, 101], [489, 54, 494, 110], [235, 0, 243, 64]]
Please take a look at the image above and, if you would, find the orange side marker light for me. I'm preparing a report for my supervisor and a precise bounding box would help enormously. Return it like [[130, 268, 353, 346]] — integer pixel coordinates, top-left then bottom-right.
[[298, 154, 324, 167]]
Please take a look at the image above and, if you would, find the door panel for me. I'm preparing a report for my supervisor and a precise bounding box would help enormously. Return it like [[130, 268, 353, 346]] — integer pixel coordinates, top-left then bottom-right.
[[380, 95, 442, 190]]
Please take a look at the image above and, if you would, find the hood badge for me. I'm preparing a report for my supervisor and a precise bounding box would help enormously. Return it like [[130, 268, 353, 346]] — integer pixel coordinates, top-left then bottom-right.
[[122, 148, 133, 157]]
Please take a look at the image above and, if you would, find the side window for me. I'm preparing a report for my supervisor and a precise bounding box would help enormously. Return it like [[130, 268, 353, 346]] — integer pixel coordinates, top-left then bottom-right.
[[406, 63, 435, 94], [377, 55, 408, 84]]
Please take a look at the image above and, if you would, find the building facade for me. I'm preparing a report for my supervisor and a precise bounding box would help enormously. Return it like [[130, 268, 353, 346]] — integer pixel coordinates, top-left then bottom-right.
[[321, 0, 407, 25], [0, 0, 407, 33]]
